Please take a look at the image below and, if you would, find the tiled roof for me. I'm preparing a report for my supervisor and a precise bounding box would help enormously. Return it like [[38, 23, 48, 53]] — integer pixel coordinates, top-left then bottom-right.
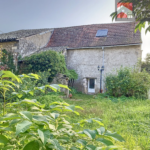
[[0, 29, 51, 41], [46, 22, 141, 48]]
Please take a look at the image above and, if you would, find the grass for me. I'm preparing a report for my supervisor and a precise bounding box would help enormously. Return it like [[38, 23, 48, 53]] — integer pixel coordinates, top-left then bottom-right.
[[64, 93, 150, 150], [1, 91, 150, 149]]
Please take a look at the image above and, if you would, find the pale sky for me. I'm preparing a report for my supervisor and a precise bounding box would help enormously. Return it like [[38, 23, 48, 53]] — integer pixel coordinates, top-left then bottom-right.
[[0, 0, 149, 60]]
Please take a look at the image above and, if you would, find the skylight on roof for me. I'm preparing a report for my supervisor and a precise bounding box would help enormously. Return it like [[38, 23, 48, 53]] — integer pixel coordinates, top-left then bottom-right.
[[96, 29, 108, 37]]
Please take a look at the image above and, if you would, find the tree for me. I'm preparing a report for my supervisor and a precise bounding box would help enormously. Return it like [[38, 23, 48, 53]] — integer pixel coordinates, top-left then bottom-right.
[[142, 53, 150, 73], [110, 0, 150, 33]]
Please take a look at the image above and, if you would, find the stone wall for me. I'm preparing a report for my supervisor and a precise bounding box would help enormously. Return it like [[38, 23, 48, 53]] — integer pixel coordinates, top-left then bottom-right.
[[18, 29, 54, 57], [0, 41, 19, 67], [0, 41, 19, 52], [67, 45, 142, 93]]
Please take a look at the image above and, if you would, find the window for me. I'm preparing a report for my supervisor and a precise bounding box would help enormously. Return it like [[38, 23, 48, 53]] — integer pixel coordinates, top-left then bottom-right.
[[96, 29, 108, 37]]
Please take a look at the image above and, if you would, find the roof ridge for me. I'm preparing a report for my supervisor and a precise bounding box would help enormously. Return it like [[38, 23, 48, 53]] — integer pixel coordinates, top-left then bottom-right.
[[53, 22, 136, 29], [0, 28, 51, 35], [0, 28, 53, 41], [0, 22, 135, 35]]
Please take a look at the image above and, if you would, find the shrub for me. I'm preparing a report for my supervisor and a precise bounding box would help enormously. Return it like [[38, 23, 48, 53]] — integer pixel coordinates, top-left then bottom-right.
[[105, 67, 150, 99], [0, 70, 70, 106], [66, 69, 78, 80], [36, 71, 50, 86], [19, 50, 68, 81], [19, 50, 78, 82], [13, 71, 54, 101]]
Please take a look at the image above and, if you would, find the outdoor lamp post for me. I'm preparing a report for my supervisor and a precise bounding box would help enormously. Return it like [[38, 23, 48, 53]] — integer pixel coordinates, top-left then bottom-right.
[[98, 65, 104, 93]]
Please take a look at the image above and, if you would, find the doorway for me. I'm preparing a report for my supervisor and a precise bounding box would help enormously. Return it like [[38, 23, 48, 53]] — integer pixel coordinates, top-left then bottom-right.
[[88, 78, 95, 93]]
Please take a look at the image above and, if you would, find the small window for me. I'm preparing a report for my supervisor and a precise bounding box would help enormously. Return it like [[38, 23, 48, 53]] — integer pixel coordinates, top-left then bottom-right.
[[96, 29, 108, 37]]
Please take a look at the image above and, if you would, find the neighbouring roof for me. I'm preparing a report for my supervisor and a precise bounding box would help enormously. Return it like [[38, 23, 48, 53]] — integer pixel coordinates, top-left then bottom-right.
[[0, 28, 51, 42], [46, 22, 142, 48]]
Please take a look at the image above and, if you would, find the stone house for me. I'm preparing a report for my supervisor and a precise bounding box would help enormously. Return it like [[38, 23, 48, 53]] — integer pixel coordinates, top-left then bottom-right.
[[0, 28, 53, 61], [0, 22, 142, 94]]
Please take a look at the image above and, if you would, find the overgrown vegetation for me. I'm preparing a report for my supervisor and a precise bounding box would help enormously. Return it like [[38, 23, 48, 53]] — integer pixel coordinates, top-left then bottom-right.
[[66, 69, 78, 80], [19, 50, 78, 81], [105, 67, 150, 99], [0, 71, 124, 150], [1, 48, 150, 149], [0, 49, 16, 72], [142, 53, 150, 74], [65, 93, 150, 150]]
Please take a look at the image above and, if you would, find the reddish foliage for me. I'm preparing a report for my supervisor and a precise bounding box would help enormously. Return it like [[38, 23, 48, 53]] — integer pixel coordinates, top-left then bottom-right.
[[0, 64, 9, 71]]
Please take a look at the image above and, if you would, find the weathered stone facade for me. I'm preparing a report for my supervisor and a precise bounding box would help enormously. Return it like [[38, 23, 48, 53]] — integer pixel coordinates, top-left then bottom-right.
[[0, 41, 19, 67], [0, 29, 53, 66], [67, 45, 142, 94], [0, 41, 19, 52], [18, 29, 53, 57]]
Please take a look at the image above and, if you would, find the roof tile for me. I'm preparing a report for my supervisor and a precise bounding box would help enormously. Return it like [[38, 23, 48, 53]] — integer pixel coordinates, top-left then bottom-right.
[[47, 22, 141, 48]]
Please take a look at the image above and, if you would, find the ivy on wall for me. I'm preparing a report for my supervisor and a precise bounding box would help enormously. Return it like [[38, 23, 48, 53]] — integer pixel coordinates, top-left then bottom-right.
[[0, 49, 16, 72], [19, 50, 78, 81]]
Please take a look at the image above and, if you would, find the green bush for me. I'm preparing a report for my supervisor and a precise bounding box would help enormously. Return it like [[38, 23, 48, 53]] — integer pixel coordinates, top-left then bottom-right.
[[19, 50, 68, 81], [66, 69, 78, 80], [19, 50, 78, 81], [105, 67, 150, 99], [36, 71, 50, 86], [1, 71, 69, 103]]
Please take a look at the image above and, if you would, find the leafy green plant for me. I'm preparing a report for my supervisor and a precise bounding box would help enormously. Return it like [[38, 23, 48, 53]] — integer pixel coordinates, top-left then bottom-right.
[[0, 70, 22, 115], [0, 71, 70, 116], [18, 50, 78, 82], [0, 71, 125, 150], [69, 87, 78, 94], [66, 69, 78, 80], [19, 50, 68, 81], [0, 100, 125, 150], [105, 67, 150, 99], [36, 71, 50, 86]]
